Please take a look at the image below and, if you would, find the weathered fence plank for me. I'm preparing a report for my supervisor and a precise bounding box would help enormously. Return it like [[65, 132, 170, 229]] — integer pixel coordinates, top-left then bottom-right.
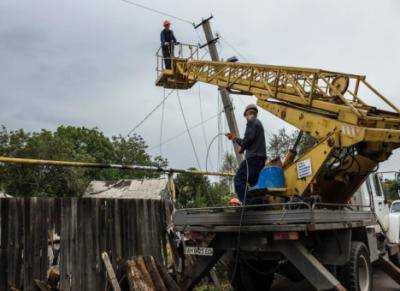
[[0, 197, 167, 290], [0, 198, 9, 290]]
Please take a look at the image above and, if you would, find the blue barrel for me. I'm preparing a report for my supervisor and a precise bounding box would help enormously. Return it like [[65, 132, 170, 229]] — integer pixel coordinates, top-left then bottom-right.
[[252, 166, 285, 190]]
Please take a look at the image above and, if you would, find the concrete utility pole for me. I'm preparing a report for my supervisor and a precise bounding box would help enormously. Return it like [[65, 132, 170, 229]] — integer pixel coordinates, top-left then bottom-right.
[[196, 16, 243, 163]]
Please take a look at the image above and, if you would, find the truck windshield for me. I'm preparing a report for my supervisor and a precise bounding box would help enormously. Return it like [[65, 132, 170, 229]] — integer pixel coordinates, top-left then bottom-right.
[[391, 203, 400, 213]]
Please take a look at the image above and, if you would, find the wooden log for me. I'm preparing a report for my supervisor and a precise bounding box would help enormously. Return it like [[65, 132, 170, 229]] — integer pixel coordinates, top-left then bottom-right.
[[33, 279, 52, 291], [209, 269, 221, 289], [47, 266, 60, 289], [136, 256, 155, 289], [143, 256, 167, 291], [125, 260, 152, 291], [101, 252, 121, 291], [154, 259, 181, 291], [377, 256, 400, 285]]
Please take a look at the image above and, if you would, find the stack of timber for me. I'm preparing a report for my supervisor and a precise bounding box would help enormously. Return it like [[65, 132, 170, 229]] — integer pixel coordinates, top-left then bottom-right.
[[124, 255, 180, 291], [0, 197, 170, 291]]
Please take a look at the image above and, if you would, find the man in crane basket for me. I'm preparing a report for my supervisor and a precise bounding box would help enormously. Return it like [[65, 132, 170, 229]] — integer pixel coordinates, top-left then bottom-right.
[[160, 20, 178, 69]]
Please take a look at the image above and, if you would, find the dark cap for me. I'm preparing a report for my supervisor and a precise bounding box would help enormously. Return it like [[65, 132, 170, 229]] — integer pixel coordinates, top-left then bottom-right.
[[243, 104, 258, 116]]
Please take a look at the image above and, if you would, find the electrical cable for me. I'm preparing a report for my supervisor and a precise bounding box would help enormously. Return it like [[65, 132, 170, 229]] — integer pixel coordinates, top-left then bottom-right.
[[126, 89, 175, 136], [176, 90, 202, 169], [203, 133, 226, 205], [205, 133, 226, 172], [147, 112, 222, 151], [217, 94, 222, 170], [159, 87, 166, 155], [198, 85, 214, 170], [219, 36, 250, 62], [230, 157, 250, 285], [118, 0, 194, 26]]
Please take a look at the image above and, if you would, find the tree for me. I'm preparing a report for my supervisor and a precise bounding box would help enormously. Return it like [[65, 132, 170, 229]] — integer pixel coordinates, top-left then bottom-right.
[[0, 125, 167, 197], [174, 153, 237, 209], [220, 152, 237, 187], [174, 168, 212, 208], [267, 128, 316, 161]]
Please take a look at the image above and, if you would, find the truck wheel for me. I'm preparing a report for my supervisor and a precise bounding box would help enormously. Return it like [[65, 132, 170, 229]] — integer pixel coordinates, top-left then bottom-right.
[[230, 259, 274, 291], [340, 241, 372, 291]]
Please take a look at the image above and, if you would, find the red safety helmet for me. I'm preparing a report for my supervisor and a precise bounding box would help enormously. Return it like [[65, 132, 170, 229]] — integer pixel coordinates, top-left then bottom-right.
[[163, 20, 171, 28]]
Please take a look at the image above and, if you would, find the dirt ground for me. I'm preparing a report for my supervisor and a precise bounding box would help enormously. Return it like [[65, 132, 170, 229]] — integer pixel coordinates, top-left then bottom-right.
[[271, 268, 399, 290]]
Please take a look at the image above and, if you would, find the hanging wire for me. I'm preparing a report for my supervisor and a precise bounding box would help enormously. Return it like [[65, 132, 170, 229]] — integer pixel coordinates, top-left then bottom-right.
[[176, 90, 202, 169], [198, 84, 215, 170], [126, 89, 175, 136], [219, 35, 250, 62], [217, 91, 224, 172], [159, 87, 166, 155], [118, 0, 194, 26], [148, 111, 222, 151]]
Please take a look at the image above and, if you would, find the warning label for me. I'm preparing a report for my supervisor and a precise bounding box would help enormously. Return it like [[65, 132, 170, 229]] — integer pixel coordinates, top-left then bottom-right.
[[297, 159, 312, 179]]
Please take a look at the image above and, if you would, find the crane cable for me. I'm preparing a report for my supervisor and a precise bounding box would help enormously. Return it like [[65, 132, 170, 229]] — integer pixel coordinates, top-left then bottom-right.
[[118, 0, 194, 26]]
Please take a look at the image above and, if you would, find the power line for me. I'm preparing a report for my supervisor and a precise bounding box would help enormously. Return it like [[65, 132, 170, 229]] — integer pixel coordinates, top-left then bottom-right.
[[219, 35, 250, 62], [159, 87, 166, 155], [118, 0, 194, 26], [148, 112, 221, 151], [176, 90, 202, 169], [126, 89, 175, 136], [197, 84, 215, 170]]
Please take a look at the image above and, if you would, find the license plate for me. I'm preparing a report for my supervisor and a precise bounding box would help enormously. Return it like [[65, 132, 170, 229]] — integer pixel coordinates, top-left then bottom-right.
[[184, 246, 214, 256]]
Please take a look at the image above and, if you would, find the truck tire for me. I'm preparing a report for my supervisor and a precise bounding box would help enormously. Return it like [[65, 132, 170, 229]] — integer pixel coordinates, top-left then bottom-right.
[[340, 241, 372, 291], [230, 259, 274, 291]]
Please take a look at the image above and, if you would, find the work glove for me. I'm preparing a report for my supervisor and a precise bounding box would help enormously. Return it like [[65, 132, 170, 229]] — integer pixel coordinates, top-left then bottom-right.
[[229, 197, 241, 206], [225, 132, 236, 140]]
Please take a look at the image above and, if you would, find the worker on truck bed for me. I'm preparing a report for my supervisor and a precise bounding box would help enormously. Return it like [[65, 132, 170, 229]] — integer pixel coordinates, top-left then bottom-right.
[[160, 20, 178, 70], [226, 104, 267, 203]]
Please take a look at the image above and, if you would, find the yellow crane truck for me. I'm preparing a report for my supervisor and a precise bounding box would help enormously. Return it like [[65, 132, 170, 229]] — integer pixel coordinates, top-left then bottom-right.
[[156, 44, 400, 291]]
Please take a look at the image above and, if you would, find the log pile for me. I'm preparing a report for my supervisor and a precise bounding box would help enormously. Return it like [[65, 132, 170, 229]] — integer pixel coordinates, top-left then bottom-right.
[[32, 253, 180, 291], [124, 256, 180, 291]]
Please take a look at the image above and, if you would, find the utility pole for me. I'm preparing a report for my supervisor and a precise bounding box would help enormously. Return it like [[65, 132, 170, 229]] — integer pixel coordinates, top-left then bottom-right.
[[196, 16, 243, 164]]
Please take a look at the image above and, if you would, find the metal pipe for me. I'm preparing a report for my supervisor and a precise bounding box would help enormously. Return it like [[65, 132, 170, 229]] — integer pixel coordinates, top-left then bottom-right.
[[0, 156, 234, 177], [362, 79, 400, 114]]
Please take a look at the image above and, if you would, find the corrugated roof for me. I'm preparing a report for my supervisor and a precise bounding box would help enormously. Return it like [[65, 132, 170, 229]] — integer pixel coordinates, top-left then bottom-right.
[[84, 178, 169, 200], [0, 191, 12, 198]]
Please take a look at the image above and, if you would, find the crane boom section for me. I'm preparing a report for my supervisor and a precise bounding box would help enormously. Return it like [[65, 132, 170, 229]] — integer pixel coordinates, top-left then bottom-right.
[[156, 57, 400, 202]]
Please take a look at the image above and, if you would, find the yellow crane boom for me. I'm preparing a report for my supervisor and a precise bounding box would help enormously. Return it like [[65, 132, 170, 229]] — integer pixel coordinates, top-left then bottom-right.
[[156, 54, 400, 203]]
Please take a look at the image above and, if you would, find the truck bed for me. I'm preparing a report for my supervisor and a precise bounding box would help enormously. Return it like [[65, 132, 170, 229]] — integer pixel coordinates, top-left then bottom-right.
[[173, 203, 375, 233]]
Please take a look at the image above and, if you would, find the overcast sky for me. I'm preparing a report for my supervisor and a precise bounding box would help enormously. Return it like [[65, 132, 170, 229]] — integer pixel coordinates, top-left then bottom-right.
[[1, 0, 400, 172]]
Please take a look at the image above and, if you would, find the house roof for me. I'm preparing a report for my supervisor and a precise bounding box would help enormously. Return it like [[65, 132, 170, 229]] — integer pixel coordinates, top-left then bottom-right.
[[0, 191, 12, 198], [84, 178, 169, 200]]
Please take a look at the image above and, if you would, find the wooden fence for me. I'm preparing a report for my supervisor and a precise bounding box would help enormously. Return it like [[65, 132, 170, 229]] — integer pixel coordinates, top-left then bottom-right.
[[0, 198, 168, 291]]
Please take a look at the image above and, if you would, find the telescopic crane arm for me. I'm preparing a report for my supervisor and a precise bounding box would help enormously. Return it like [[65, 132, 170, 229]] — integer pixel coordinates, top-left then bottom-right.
[[156, 56, 400, 203]]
